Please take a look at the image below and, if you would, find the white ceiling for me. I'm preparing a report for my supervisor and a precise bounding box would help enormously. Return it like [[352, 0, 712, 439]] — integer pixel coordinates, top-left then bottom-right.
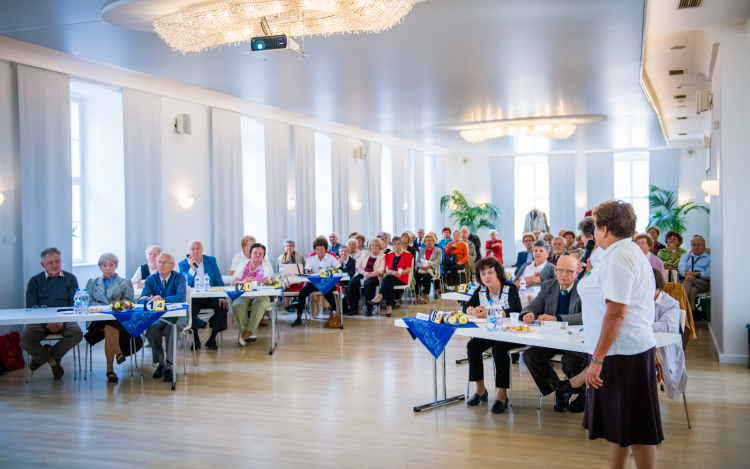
[[0, 0, 669, 154]]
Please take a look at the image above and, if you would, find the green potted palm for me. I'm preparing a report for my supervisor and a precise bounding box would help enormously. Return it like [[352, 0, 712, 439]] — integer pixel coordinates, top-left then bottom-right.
[[647, 185, 709, 233], [439, 190, 499, 232]]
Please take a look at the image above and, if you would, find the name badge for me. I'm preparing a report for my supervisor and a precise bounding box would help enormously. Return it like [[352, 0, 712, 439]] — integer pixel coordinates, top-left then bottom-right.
[[429, 309, 444, 324], [235, 282, 254, 292], [145, 299, 166, 312], [415, 312, 430, 321], [319, 269, 330, 277], [457, 284, 468, 293]]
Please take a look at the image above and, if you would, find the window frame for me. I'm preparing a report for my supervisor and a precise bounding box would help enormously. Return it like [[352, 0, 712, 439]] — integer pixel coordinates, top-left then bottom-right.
[[613, 152, 650, 233], [70, 97, 84, 264]]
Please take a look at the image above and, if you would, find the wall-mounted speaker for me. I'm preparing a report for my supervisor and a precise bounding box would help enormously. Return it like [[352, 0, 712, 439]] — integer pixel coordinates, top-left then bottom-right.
[[686, 147, 696, 156], [175, 114, 192, 134], [353, 146, 365, 159]]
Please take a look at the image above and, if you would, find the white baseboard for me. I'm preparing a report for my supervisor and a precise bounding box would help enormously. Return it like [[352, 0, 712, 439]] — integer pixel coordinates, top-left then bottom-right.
[[708, 323, 749, 364], [708, 321, 722, 357]]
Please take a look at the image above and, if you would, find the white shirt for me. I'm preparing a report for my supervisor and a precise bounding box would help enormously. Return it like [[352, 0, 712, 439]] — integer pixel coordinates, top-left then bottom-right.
[[131, 267, 156, 283], [305, 253, 341, 273], [351, 250, 363, 260], [588, 247, 603, 267], [189, 259, 205, 280], [520, 260, 548, 296], [230, 251, 249, 273], [578, 238, 657, 356]]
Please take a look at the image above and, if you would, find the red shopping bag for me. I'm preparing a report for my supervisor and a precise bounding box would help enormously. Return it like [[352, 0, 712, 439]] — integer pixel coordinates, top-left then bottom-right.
[[0, 331, 25, 371]]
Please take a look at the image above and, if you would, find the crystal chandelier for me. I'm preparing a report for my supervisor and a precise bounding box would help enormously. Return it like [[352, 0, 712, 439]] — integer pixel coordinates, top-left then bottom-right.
[[459, 124, 577, 143], [153, 0, 416, 54]]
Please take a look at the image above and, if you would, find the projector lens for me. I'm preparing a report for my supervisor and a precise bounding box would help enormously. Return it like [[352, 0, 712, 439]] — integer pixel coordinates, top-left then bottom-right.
[[257, 42, 264, 50]]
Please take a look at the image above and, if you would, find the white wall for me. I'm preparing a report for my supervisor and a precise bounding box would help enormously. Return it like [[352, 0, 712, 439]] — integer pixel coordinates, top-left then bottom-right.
[[678, 147, 710, 245], [347, 137, 367, 235]]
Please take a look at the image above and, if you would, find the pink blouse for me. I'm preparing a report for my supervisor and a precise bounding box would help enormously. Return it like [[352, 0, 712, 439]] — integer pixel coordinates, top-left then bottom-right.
[[241, 262, 264, 282]]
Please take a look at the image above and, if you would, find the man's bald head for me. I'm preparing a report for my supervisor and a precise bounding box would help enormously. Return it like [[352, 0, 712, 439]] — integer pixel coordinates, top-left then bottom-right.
[[555, 255, 578, 289]]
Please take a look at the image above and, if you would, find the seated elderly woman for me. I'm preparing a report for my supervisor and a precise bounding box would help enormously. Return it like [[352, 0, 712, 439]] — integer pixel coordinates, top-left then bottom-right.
[[657, 230, 687, 272], [131, 245, 161, 288], [232, 243, 275, 345], [415, 233, 443, 303], [276, 238, 306, 273], [512, 239, 555, 296], [514, 233, 535, 276], [461, 227, 478, 282], [84, 253, 137, 384], [402, 232, 418, 257], [230, 235, 257, 275], [355, 233, 366, 253], [542, 233, 555, 250], [347, 238, 385, 316], [370, 236, 413, 318], [464, 257, 523, 414], [295, 237, 342, 326], [444, 230, 469, 286], [347, 238, 361, 260], [635, 233, 667, 279], [647, 226, 666, 256], [438, 227, 452, 251], [485, 229, 503, 263]]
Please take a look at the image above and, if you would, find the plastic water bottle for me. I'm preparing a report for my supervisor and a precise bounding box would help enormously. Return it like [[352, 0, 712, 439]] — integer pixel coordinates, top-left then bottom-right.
[[203, 273, 211, 292], [73, 289, 82, 314], [81, 289, 89, 314], [487, 299, 496, 332], [519, 278, 527, 295], [492, 292, 501, 328]]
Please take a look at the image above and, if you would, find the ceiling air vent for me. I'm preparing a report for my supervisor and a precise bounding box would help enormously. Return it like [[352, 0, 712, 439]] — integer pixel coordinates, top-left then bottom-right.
[[677, 117, 688, 120], [674, 95, 687, 99], [676, 0, 704, 9], [668, 69, 686, 76], [679, 133, 687, 136]]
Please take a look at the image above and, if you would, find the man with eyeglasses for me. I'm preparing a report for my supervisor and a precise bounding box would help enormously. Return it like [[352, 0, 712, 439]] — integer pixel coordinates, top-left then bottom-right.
[[141, 253, 187, 383], [20, 247, 82, 379], [678, 235, 711, 309], [519, 256, 588, 413]]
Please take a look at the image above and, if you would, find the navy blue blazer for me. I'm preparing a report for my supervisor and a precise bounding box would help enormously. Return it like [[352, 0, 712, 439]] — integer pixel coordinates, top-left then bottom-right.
[[515, 251, 532, 268], [139, 271, 187, 304], [178, 255, 223, 288]]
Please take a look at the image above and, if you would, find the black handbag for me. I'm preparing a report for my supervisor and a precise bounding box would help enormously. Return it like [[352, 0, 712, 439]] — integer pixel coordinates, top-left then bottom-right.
[[442, 253, 458, 267]]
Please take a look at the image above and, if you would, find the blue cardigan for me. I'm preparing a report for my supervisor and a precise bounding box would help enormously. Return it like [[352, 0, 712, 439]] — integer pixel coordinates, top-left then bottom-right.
[[139, 271, 187, 304], [178, 255, 223, 288]]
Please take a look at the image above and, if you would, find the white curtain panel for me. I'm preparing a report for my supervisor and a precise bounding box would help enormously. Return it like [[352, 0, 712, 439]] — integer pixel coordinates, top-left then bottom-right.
[[548, 153, 576, 233], [412, 150, 425, 231], [15, 64, 72, 286], [366, 142, 382, 239], [391, 146, 405, 235], [489, 156, 515, 257], [586, 152, 614, 208], [294, 125, 316, 254], [331, 133, 349, 238], [264, 119, 291, 262], [123, 88, 163, 276], [433, 155, 448, 231], [211, 108, 243, 273]]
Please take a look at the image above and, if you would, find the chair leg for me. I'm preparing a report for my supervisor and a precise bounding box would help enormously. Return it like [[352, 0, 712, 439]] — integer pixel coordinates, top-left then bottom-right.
[[73, 346, 77, 381], [140, 335, 145, 376], [183, 332, 187, 375], [25, 351, 29, 383], [84, 344, 88, 380], [538, 390, 542, 409], [507, 354, 512, 406], [191, 331, 197, 366], [683, 392, 692, 429]]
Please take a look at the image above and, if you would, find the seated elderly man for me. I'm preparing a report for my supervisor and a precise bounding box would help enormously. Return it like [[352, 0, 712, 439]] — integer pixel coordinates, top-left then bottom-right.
[[347, 238, 361, 261], [548, 236, 567, 265], [520, 256, 587, 413], [512, 240, 555, 296], [178, 240, 228, 351], [679, 235, 711, 308], [141, 253, 187, 383], [328, 232, 343, 256], [21, 247, 82, 379]]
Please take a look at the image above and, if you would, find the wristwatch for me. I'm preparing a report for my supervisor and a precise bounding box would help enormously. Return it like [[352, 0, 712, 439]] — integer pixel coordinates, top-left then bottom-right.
[[591, 356, 604, 366]]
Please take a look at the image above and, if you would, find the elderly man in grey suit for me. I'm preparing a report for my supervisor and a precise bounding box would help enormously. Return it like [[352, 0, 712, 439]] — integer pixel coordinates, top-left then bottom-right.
[[519, 256, 588, 413]]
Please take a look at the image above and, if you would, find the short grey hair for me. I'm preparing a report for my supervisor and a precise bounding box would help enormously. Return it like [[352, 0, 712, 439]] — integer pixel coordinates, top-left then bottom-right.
[[553, 236, 565, 243], [692, 235, 706, 243], [329, 232, 338, 237], [347, 238, 357, 247], [40, 247, 61, 260], [145, 245, 162, 256], [159, 253, 176, 265], [283, 238, 295, 247], [98, 252, 119, 266], [578, 217, 595, 238], [568, 248, 584, 259], [488, 229, 498, 236], [533, 239, 550, 253], [186, 239, 202, 250]]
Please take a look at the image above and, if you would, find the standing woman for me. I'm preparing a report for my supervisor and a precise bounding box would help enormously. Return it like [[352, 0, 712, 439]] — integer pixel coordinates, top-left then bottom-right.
[[484, 229, 504, 263], [577, 200, 663, 468]]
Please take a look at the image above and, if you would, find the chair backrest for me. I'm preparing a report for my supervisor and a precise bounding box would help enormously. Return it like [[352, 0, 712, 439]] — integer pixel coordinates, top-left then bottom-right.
[[670, 270, 679, 283], [520, 293, 536, 309], [679, 309, 686, 333]]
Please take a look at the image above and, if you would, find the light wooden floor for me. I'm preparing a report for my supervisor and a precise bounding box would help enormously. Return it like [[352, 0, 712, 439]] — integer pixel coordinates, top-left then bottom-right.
[[1, 300, 748, 468]]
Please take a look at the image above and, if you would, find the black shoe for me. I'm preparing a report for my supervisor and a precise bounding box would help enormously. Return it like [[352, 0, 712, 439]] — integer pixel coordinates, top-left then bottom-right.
[[364, 310, 373, 317], [554, 391, 571, 412], [106, 372, 119, 383], [346, 311, 358, 316], [116, 353, 126, 365], [386, 312, 392, 317], [466, 391, 488, 406], [510, 352, 520, 364], [153, 365, 165, 379], [191, 342, 201, 351], [568, 393, 586, 413], [548, 377, 577, 395], [163, 369, 173, 382], [205, 340, 218, 350], [291, 318, 303, 327], [491, 399, 509, 414]]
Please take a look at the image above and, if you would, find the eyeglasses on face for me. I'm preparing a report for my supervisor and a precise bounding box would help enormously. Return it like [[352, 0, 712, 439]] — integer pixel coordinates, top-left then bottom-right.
[[554, 269, 576, 276], [157, 260, 172, 265]]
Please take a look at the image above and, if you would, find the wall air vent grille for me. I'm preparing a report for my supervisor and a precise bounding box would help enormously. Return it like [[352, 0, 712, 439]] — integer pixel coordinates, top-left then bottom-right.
[[668, 69, 686, 76], [674, 95, 687, 99], [676, 0, 704, 10], [677, 117, 688, 120]]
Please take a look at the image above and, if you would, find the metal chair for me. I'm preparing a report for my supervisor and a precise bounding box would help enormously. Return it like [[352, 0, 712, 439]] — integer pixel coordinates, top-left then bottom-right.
[[25, 334, 81, 382], [179, 287, 198, 374]]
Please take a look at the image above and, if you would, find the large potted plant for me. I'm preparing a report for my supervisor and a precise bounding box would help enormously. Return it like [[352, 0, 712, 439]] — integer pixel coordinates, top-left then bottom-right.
[[439, 190, 499, 232], [647, 185, 709, 233]]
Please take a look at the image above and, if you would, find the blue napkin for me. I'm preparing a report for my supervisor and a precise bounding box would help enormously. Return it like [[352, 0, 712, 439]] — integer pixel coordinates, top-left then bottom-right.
[[111, 310, 168, 337], [402, 317, 478, 359], [306, 275, 341, 295]]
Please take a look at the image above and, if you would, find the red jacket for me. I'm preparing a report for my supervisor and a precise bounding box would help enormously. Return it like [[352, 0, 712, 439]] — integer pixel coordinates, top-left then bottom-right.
[[385, 251, 413, 284], [484, 239, 503, 264]]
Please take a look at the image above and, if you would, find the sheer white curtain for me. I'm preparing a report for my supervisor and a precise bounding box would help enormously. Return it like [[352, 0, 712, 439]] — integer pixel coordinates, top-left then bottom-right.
[[412, 150, 425, 231], [391, 146, 405, 235], [489, 156, 515, 259], [331, 133, 349, 238], [294, 125, 316, 255], [123, 88, 162, 276], [211, 108, 243, 273], [432, 155, 448, 232], [548, 153, 576, 233], [264, 119, 291, 263], [367, 142, 382, 238], [15, 64, 72, 285], [586, 152, 614, 208]]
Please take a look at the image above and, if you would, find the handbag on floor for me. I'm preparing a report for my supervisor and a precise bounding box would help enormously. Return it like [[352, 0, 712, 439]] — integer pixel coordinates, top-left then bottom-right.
[[0, 331, 25, 372], [325, 311, 341, 328]]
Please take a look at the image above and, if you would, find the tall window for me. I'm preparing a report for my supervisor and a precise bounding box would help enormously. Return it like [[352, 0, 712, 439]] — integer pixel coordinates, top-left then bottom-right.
[[315, 131, 332, 236], [70, 99, 83, 263], [381, 145, 393, 235], [614, 152, 649, 233], [241, 116, 268, 243], [425, 155, 433, 233], [514, 156, 549, 240]]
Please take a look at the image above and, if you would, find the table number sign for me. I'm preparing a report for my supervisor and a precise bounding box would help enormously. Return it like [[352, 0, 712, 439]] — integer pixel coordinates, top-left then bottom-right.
[[457, 284, 468, 293], [145, 299, 166, 312], [429, 309, 444, 324], [236, 282, 255, 292], [319, 269, 330, 277]]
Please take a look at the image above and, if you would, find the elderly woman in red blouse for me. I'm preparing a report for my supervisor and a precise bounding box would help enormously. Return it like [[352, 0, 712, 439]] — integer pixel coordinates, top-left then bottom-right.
[[484, 229, 503, 263], [371, 236, 413, 318]]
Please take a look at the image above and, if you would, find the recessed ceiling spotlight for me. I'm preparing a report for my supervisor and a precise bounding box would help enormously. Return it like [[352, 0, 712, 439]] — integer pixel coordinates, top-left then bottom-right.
[[670, 45, 687, 50], [675, 85, 682, 89]]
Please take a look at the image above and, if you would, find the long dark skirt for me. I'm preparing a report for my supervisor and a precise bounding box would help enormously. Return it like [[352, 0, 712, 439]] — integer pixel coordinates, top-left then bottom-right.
[[84, 320, 142, 357], [583, 348, 664, 447]]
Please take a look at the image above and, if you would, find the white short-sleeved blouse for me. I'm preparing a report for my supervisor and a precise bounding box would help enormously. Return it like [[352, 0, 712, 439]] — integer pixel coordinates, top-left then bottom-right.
[[578, 238, 657, 356]]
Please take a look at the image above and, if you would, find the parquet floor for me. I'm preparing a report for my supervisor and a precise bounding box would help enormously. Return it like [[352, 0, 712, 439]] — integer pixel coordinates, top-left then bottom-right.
[[0, 300, 748, 468]]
